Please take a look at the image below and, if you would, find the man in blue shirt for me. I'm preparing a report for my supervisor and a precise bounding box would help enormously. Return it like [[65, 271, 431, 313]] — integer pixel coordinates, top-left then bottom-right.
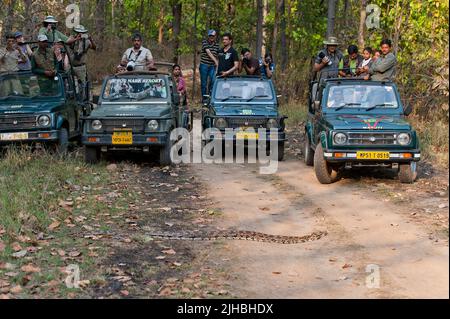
[[259, 53, 275, 79]]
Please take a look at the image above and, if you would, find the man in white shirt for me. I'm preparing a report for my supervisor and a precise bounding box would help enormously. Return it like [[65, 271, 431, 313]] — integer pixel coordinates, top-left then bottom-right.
[[120, 33, 154, 72]]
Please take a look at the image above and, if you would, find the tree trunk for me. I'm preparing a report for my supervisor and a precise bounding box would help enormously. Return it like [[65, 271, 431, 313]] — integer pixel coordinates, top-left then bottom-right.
[[158, 7, 165, 44], [262, 0, 268, 58], [256, 0, 264, 58], [23, 0, 34, 40], [279, 0, 287, 71], [95, 0, 107, 51], [172, 1, 182, 64], [343, 0, 350, 27], [272, 0, 279, 61], [326, 0, 337, 38], [358, 0, 368, 49]]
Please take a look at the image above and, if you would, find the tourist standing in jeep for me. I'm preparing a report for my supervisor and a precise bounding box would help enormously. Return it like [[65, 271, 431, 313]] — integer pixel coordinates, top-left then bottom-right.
[[120, 33, 154, 72], [0, 33, 27, 73], [217, 33, 239, 77], [363, 39, 397, 82], [313, 36, 344, 79], [31, 35, 57, 78]]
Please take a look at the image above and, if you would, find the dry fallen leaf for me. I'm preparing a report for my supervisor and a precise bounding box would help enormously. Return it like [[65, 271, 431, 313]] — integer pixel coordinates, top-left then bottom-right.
[[120, 290, 129, 296], [10, 285, 22, 294], [162, 249, 176, 255], [12, 250, 27, 258], [272, 271, 282, 275], [21, 264, 41, 273], [11, 242, 22, 252], [0, 241, 5, 253], [159, 287, 173, 296], [68, 251, 82, 257], [155, 256, 166, 260], [342, 263, 352, 269], [48, 221, 61, 231]]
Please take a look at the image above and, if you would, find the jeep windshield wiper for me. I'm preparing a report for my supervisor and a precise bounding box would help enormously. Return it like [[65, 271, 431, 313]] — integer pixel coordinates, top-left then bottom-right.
[[366, 103, 395, 111], [246, 95, 270, 102], [334, 103, 361, 111], [220, 96, 243, 101]]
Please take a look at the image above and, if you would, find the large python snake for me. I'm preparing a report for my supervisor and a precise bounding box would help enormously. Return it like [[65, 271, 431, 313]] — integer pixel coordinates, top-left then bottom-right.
[[146, 230, 328, 244]]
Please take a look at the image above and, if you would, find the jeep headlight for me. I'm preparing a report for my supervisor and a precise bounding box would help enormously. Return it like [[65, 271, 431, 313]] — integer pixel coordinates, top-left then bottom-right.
[[267, 118, 278, 129], [333, 132, 348, 145], [148, 120, 159, 131], [214, 118, 227, 129], [91, 120, 102, 131], [397, 133, 411, 146], [37, 115, 51, 127]]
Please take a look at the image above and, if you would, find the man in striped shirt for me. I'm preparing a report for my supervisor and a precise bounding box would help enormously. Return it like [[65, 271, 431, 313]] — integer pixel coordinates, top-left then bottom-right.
[[199, 30, 219, 104]]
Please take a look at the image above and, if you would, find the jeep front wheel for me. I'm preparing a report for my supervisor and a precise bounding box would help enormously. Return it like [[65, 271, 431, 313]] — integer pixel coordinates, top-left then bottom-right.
[[84, 146, 100, 164], [313, 144, 341, 184], [398, 162, 417, 184], [159, 137, 173, 166], [55, 128, 69, 155], [304, 135, 314, 166]]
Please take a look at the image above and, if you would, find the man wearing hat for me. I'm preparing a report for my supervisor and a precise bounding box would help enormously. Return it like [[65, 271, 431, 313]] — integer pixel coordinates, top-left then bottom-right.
[[199, 29, 219, 104], [39, 15, 76, 45], [0, 33, 27, 73], [14, 32, 33, 71], [67, 25, 96, 91], [31, 34, 57, 78], [313, 36, 344, 79]]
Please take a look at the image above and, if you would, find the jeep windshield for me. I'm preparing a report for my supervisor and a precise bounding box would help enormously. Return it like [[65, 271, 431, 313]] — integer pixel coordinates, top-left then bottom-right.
[[0, 73, 61, 101], [326, 84, 399, 111], [214, 80, 274, 102], [102, 78, 168, 102]]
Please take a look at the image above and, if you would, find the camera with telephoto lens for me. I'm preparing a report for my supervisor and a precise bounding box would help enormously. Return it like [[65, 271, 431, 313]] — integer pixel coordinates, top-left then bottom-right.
[[126, 61, 136, 71], [51, 24, 57, 30], [318, 52, 332, 66]]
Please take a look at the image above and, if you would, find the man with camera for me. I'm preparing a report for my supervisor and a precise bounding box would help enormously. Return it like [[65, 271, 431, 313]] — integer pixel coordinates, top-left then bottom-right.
[[339, 44, 364, 77], [67, 25, 96, 84], [259, 53, 275, 79], [238, 48, 261, 76], [120, 33, 154, 72], [38, 16, 76, 45], [313, 36, 343, 79], [0, 33, 27, 73]]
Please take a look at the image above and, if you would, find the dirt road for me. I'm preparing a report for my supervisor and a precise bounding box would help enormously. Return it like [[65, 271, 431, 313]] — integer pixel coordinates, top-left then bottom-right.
[[193, 151, 449, 298]]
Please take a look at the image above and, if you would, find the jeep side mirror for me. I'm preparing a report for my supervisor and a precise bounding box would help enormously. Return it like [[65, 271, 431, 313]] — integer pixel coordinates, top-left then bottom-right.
[[93, 95, 100, 105], [404, 104, 413, 116], [314, 100, 321, 111]]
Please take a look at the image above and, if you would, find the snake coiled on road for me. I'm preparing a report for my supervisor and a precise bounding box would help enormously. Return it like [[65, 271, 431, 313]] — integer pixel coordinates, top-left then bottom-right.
[[146, 230, 327, 244]]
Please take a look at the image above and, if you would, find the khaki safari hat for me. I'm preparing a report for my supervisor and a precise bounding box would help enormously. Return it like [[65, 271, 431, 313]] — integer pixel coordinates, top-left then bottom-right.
[[323, 36, 340, 46], [74, 25, 88, 33], [37, 34, 48, 42], [44, 16, 58, 23]]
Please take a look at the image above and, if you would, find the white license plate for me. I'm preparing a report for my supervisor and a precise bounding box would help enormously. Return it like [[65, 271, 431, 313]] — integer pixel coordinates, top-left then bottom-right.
[[0, 132, 29, 141]]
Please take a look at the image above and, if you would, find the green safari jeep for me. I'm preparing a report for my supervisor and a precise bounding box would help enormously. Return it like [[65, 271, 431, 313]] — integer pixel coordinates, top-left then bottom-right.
[[305, 78, 420, 184], [0, 71, 90, 153], [82, 70, 189, 165]]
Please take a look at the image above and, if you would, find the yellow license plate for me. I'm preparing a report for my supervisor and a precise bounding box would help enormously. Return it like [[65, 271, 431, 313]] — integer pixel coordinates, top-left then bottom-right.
[[0, 132, 29, 141], [236, 132, 259, 140], [112, 131, 133, 145], [356, 151, 390, 160]]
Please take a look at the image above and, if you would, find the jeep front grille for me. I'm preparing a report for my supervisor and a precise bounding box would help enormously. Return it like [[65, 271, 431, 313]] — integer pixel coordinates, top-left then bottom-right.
[[347, 132, 397, 145], [227, 117, 267, 128], [101, 119, 146, 133], [0, 115, 37, 130]]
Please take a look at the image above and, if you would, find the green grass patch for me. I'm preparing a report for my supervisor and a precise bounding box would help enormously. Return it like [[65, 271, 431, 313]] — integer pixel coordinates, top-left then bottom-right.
[[279, 103, 308, 129], [410, 117, 449, 168], [0, 146, 111, 238]]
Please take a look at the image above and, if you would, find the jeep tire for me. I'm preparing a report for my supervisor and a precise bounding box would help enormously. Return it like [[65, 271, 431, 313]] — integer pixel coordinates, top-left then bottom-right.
[[398, 162, 417, 184], [304, 135, 314, 166], [84, 146, 100, 164], [55, 128, 69, 155], [159, 136, 173, 166], [266, 141, 285, 161], [314, 144, 341, 184]]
